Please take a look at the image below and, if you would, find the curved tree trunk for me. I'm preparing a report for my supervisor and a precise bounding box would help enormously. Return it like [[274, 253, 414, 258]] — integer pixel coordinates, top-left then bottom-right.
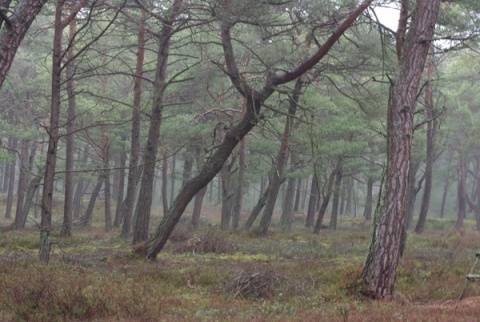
[[146, 0, 373, 259]]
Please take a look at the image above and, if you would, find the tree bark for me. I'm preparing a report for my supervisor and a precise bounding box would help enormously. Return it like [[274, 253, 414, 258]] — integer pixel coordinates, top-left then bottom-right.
[[280, 176, 296, 231], [362, 0, 441, 298], [113, 147, 126, 227], [0, 0, 48, 87]]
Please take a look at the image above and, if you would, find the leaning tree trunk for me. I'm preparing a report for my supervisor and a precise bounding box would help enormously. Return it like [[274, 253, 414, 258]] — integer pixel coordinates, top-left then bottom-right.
[[362, 0, 441, 298], [146, 0, 373, 259]]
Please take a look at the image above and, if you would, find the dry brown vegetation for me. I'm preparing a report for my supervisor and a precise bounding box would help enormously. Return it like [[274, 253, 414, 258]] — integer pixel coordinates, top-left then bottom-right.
[[1, 208, 480, 321]]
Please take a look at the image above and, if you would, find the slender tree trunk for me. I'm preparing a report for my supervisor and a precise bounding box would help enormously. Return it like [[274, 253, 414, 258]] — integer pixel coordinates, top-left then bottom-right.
[[280, 176, 296, 231], [314, 162, 341, 234], [191, 185, 207, 229], [170, 154, 176, 206], [305, 175, 318, 227], [439, 170, 450, 219], [39, 1, 64, 263], [293, 177, 302, 212], [362, 0, 441, 298], [113, 146, 126, 227], [61, 18, 77, 237], [21, 174, 42, 227], [5, 137, 17, 219], [121, 9, 145, 239], [161, 152, 169, 216], [79, 173, 104, 227], [415, 52, 437, 234], [259, 79, 302, 236], [329, 166, 343, 231], [133, 2, 180, 246], [14, 139, 29, 229], [405, 160, 421, 230], [244, 185, 270, 230], [456, 155, 467, 229], [363, 177, 374, 220]]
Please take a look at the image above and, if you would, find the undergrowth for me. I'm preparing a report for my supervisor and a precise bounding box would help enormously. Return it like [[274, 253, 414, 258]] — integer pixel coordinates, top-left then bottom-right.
[[1, 217, 480, 321]]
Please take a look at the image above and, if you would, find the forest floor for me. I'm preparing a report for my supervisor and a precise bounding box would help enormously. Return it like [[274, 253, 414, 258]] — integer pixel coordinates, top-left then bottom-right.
[[1, 206, 480, 321]]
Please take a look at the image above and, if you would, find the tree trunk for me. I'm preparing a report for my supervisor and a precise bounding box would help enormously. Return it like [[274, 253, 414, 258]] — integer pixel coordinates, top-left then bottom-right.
[[362, 0, 441, 298], [79, 173, 104, 227], [231, 134, 246, 229], [220, 160, 234, 230], [61, 18, 77, 237], [305, 175, 318, 227], [280, 176, 296, 231], [456, 155, 467, 229], [161, 152, 169, 216], [146, 0, 373, 259], [293, 177, 302, 213], [329, 166, 343, 231], [439, 170, 450, 219], [363, 177, 374, 220], [21, 174, 42, 227], [4, 137, 17, 219], [244, 184, 270, 230], [314, 162, 341, 234], [14, 139, 29, 229], [132, 2, 180, 246], [258, 79, 302, 236], [113, 146, 126, 227], [191, 185, 207, 229], [121, 9, 145, 239], [39, 1, 64, 263], [415, 51, 437, 234], [170, 154, 176, 206], [405, 160, 421, 230], [0, 0, 48, 87]]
